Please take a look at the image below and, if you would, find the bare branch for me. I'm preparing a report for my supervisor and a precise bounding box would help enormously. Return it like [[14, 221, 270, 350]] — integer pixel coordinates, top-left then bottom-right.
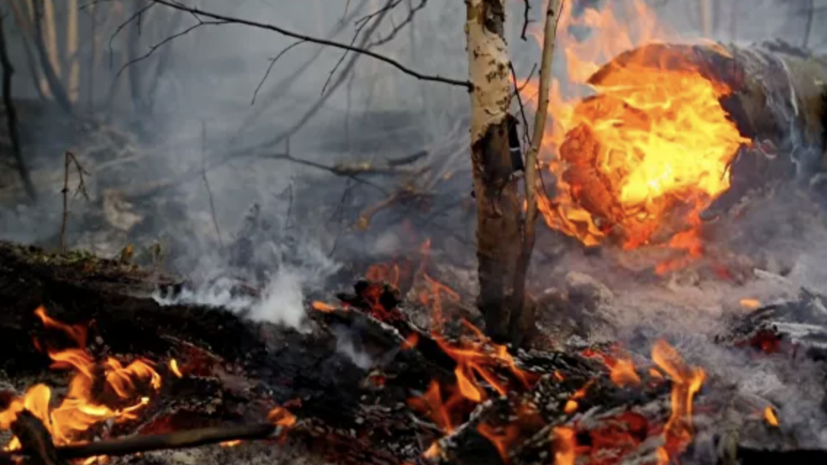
[[251, 39, 306, 105], [60, 152, 90, 252], [145, 0, 470, 89], [322, 0, 396, 95], [520, 0, 532, 41], [116, 18, 228, 78], [509, 62, 537, 149], [512, 0, 563, 337], [368, 0, 427, 47]]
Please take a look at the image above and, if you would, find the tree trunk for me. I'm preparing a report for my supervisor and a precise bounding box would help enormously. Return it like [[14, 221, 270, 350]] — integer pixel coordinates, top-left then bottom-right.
[[465, 0, 522, 344]]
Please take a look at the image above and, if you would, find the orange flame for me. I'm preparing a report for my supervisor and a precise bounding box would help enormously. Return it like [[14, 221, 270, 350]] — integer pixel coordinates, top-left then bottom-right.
[[419, 273, 460, 334], [552, 426, 577, 465], [764, 406, 779, 427], [169, 359, 183, 378], [740, 298, 761, 310], [366, 262, 401, 288], [477, 423, 520, 463], [1, 307, 162, 449], [526, 0, 750, 255], [267, 406, 297, 428], [220, 440, 242, 448], [610, 358, 641, 387], [651, 340, 705, 455], [432, 321, 537, 403], [311, 301, 337, 313]]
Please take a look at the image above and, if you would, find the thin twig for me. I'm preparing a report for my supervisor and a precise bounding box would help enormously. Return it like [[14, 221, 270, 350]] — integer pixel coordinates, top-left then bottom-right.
[[0, 422, 280, 463], [321, 0, 396, 95], [143, 0, 470, 89], [116, 18, 228, 78], [511, 0, 562, 339], [509, 62, 536, 150], [251, 39, 306, 105], [368, 0, 427, 47], [201, 121, 223, 249], [60, 151, 90, 252], [520, 0, 532, 41], [0, 12, 36, 200]]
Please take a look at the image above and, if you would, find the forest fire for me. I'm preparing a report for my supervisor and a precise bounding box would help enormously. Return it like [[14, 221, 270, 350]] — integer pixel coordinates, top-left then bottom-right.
[[528, 0, 750, 255]]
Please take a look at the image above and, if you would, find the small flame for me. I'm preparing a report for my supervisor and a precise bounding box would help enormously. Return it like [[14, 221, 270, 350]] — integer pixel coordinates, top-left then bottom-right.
[[401, 332, 419, 351], [169, 359, 183, 378], [267, 406, 297, 428], [477, 423, 520, 462], [366, 262, 401, 288], [651, 340, 706, 455], [220, 440, 242, 448], [564, 380, 593, 414], [764, 406, 779, 427], [552, 427, 577, 465], [610, 358, 641, 387], [0, 307, 163, 449], [424, 441, 441, 459], [418, 273, 460, 334], [311, 301, 337, 313]]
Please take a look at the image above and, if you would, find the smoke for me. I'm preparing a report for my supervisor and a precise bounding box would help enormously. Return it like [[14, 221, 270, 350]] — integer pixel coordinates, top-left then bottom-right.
[[154, 238, 340, 329]]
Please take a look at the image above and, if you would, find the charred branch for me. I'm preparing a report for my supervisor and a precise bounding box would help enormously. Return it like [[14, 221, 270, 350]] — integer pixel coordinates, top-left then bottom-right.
[[11, 411, 66, 465]]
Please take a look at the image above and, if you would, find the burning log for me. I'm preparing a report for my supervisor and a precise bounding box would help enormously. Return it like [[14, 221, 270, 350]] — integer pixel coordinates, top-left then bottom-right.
[[548, 41, 827, 249]]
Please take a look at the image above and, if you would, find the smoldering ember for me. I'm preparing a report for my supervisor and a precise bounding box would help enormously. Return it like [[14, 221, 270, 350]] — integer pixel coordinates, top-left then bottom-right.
[[2, 1, 827, 465]]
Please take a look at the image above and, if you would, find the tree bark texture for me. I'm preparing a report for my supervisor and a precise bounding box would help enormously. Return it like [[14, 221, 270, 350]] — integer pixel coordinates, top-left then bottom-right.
[[465, 0, 522, 344]]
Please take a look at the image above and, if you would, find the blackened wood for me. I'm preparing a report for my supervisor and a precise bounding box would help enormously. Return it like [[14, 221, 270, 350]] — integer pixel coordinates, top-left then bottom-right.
[[57, 423, 276, 459], [11, 410, 66, 465], [735, 446, 827, 465]]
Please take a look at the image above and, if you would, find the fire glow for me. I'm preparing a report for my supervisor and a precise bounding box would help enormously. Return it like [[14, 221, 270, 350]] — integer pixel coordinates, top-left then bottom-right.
[[526, 0, 750, 256], [0, 306, 162, 449]]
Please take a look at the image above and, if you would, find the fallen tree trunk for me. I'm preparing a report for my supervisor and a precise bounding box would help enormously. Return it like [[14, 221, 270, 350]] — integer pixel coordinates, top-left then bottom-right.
[[554, 41, 827, 244]]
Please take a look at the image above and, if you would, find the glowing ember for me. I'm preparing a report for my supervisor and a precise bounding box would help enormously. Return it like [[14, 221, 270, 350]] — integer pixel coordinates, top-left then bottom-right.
[[0, 306, 162, 449], [740, 298, 761, 310], [651, 340, 706, 456], [764, 406, 779, 427], [220, 440, 242, 448], [526, 0, 750, 253]]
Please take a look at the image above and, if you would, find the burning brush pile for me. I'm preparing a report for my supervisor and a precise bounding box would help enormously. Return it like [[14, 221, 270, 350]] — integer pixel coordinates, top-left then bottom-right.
[[0, 236, 823, 465]]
